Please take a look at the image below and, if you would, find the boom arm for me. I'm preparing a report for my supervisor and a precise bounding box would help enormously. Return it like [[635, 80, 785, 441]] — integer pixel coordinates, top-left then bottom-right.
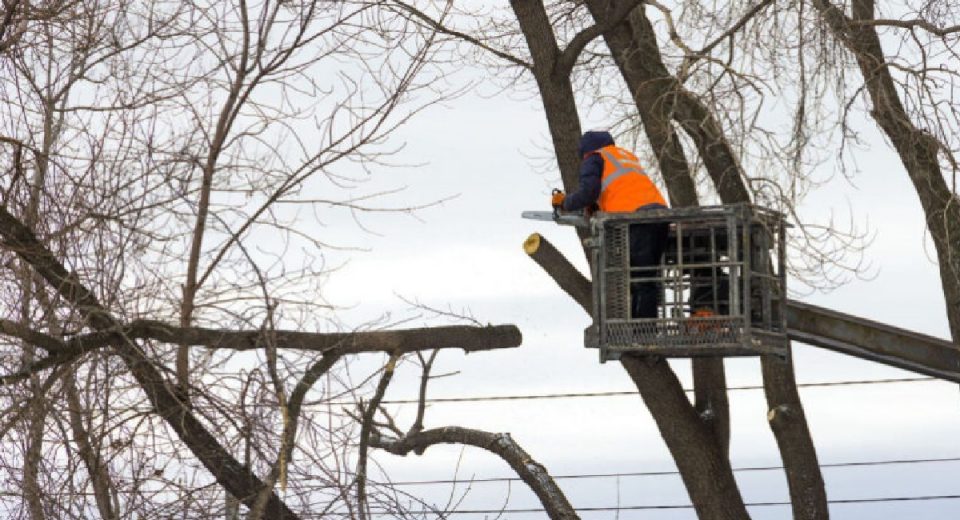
[[786, 301, 960, 383]]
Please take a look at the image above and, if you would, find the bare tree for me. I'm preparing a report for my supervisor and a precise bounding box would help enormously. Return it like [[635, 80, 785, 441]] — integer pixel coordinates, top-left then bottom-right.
[[0, 1, 520, 518]]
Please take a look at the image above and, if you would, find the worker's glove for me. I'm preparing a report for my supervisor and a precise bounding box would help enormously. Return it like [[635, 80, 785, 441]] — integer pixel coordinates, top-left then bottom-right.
[[550, 189, 566, 209]]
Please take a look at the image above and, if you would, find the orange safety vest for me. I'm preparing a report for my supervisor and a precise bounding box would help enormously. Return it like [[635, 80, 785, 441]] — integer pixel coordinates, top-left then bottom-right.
[[591, 145, 666, 212]]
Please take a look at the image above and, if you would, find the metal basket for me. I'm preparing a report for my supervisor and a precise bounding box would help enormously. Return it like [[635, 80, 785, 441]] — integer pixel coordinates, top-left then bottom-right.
[[584, 204, 788, 361]]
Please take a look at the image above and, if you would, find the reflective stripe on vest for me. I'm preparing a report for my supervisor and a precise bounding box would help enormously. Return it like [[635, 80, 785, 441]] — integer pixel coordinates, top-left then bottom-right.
[[599, 149, 644, 191]]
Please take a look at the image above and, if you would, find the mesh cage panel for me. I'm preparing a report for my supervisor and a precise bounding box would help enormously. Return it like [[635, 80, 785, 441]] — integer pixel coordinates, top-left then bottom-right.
[[604, 224, 627, 268], [602, 223, 630, 320], [604, 272, 628, 320]]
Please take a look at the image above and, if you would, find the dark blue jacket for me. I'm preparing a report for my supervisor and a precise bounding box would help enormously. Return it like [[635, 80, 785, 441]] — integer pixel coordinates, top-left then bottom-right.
[[563, 131, 615, 211]]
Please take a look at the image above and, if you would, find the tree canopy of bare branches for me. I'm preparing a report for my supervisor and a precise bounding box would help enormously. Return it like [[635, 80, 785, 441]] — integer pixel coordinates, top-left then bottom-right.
[[0, 1, 520, 518]]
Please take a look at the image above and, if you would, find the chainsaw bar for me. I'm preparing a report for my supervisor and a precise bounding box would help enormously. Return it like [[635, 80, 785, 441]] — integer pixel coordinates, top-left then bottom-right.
[[521, 211, 588, 227]]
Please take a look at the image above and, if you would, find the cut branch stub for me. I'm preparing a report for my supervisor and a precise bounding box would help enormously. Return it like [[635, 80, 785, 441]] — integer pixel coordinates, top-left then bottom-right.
[[136, 321, 522, 355], [524, 233, 592, 313]]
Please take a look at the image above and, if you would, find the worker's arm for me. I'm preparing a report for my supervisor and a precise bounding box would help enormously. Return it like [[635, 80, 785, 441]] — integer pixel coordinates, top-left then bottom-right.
[[562, 154, 602, 211]]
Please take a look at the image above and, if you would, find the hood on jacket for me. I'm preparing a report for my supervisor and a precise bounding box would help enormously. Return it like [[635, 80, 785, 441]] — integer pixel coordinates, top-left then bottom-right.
[[577, 130, 615, 158]]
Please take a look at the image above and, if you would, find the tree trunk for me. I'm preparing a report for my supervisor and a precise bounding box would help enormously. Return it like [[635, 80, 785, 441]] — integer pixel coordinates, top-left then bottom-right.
[[622, 356, 749, 520], [761, 355, 826, 520], [510, 0, 591, 246], [584, 0, 732, 457]]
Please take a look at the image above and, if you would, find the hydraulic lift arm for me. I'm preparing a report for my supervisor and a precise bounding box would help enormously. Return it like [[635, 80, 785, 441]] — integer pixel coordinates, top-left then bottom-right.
[[786, 301, 960, 383]]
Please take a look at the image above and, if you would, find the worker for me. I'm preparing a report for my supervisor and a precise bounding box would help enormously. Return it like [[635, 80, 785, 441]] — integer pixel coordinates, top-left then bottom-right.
[[551, 130, 669, 319]]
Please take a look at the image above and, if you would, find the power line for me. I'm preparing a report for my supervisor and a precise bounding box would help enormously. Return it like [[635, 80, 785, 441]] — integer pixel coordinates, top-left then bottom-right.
[[372, 493, 960, 515], [363, 376, 938, 405], [382, 455, 960, 486]]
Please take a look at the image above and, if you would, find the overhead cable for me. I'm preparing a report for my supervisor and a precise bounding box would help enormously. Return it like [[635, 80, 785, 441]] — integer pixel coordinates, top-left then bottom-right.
[[363, 376, 938, 405]]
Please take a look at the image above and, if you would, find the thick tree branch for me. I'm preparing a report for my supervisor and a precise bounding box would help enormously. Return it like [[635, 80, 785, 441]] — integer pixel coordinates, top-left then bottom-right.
[[510, 0, 586, 215], [524, 233, 592, 313], [0, 319, 64, 351], [553, 0, 642, 78], [0, 210, 113, 329], [583, 0, 699, 207], [0, 351, 77, 385], [600, 4, 751, 204], [0, 319, 520, 358], [372, 426, 579, 520], [133, 321, 521, 354]]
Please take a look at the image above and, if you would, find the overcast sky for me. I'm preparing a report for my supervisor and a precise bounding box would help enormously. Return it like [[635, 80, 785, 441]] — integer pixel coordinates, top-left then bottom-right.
[[286, 54, 960, 519]]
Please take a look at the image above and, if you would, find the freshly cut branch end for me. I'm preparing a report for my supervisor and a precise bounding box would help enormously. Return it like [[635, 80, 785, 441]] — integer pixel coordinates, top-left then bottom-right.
[[523, 233, 542, 255], [767, 404, 791, 423]]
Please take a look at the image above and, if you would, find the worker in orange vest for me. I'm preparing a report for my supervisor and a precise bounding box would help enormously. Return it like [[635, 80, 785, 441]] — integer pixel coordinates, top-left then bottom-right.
[[551, 130, 669, 319]]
